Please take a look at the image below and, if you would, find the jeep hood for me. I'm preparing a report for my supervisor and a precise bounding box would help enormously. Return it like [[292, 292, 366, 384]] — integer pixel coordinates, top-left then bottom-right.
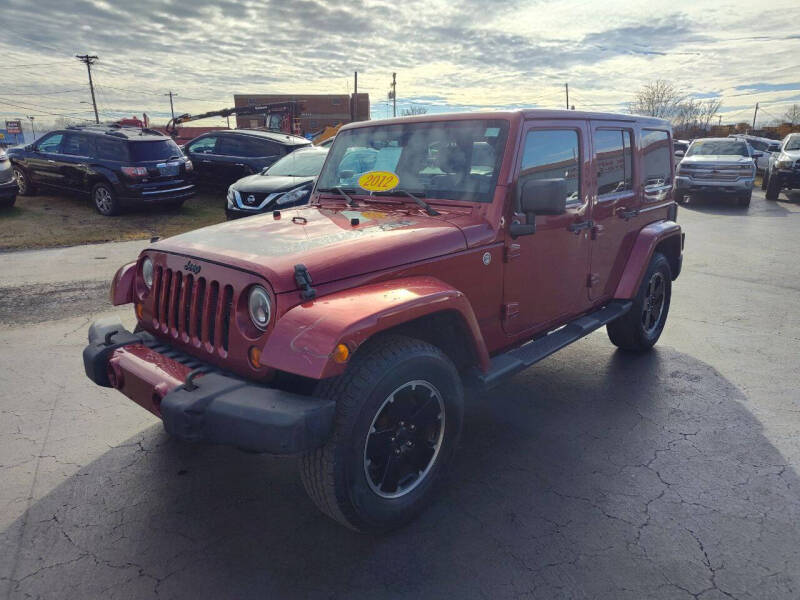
[[151, 204, 468, 293]]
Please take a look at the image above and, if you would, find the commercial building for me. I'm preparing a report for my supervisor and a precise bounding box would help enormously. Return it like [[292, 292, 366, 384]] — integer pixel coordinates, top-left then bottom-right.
[[233, 93, 369, 135]]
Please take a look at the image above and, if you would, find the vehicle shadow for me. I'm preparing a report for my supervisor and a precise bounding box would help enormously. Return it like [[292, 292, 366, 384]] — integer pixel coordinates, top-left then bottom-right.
[[681, 191, 793, 217], [2, 342, 799, 599]]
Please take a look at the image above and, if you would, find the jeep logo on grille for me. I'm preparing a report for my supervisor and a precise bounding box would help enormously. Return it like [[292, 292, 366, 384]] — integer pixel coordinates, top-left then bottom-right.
[[184, 260, 201, 274]]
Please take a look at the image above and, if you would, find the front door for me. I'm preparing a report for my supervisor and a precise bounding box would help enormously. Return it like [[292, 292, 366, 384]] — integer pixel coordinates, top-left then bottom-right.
[[588, 122, 638, 299], [27, 132, 65, 189], [185, 135, 219, 187], [502, 121, 594, 336]]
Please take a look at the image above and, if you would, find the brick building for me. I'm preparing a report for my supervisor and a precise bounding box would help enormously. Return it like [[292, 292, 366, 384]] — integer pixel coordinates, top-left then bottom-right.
[[233, 93, 369, 136]]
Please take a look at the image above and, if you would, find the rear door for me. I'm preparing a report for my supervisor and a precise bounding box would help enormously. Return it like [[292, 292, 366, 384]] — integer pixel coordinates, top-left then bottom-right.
[[59, 132, 94, 192], [502, 119, 594, 335], [588, 122, 637, 300]]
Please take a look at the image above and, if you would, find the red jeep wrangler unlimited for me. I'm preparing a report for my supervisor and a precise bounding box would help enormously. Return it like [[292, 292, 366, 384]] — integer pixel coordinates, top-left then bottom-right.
[[84, 110, 683, 532]]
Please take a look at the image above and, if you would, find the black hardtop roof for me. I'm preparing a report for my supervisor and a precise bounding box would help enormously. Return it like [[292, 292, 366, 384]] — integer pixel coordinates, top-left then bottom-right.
[[218, 128, 310, 146], [64, 124, 170, 142]]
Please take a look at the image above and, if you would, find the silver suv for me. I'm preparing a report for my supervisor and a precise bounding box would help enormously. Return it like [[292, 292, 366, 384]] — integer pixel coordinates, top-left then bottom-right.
[[675, 137, 758, 207], [764, 133, 800, 201]]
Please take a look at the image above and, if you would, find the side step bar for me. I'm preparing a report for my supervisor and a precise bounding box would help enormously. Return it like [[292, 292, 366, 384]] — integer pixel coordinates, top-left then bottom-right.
[[467, 300, 632, 390]]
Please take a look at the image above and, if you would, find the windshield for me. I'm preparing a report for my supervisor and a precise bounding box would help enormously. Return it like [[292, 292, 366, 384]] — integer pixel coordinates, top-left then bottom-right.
[[786, 136, 800, 151], [687, 140, 749, 157], [128, 139, 182, 162], [267, 150, 327, 177], [316, 119, 509, 203]]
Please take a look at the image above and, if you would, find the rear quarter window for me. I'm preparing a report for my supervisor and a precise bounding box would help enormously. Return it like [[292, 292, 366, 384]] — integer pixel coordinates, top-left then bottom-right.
[[95, 137, 129, 161], [642, 129, 672, 187]]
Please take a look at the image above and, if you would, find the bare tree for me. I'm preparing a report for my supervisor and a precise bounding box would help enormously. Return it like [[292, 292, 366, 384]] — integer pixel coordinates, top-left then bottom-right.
[[784, 104, 800, 126], [401, 106, 428, 116], [628, 80, 684, 119]]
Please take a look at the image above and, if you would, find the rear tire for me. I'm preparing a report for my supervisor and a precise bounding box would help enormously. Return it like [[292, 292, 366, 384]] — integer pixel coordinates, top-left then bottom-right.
[[92, 182, 120, 216], [12, 166, 35, 196], [607, 252, 672, 352], [765, 175, 780, 201], [300, 334, 463, 533]]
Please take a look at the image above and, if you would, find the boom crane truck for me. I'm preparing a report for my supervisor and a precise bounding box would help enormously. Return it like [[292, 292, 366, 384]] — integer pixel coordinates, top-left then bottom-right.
[[165, 101, 306, 137]]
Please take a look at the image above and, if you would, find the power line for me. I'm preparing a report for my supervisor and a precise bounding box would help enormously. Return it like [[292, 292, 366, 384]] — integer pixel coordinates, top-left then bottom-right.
[[0, 89, 85, 96], [0, 61, 74, 69]]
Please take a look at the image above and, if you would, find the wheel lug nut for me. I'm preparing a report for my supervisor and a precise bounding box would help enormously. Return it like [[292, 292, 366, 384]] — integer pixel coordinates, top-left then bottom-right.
[[395, 448, 401, 455], [406, 440, 413, 447]]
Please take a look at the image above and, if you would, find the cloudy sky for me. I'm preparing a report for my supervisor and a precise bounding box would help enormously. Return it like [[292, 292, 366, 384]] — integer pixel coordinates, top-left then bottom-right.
[[1, 0, 798, 130]]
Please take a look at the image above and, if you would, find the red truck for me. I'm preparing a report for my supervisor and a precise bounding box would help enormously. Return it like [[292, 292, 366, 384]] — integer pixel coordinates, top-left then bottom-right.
[[83, 110, 683, 532]]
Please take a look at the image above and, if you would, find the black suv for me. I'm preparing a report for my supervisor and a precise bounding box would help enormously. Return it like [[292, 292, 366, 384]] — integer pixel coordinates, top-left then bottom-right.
[[8, 125, 195, 216], [182, 129, 310, 189]]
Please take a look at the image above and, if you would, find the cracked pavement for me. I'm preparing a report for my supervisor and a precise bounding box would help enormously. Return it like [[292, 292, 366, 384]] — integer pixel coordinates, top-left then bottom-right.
[[1, 189, 800, 599]]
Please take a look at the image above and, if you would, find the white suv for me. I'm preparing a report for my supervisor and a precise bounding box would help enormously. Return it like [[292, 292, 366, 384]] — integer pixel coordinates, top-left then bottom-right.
[[764, 133, 800, 201]]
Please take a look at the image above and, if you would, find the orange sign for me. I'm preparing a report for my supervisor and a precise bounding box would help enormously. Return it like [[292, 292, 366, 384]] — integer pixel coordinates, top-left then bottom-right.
[[358, 171, 399, 193]]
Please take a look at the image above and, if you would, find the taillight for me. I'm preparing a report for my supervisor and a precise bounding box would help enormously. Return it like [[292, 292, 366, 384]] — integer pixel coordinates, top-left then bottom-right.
[[121, 166, 148, 178]]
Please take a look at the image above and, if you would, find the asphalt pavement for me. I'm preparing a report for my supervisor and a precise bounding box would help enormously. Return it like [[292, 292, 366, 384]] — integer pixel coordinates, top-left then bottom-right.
[[1, 189, 800, 599]]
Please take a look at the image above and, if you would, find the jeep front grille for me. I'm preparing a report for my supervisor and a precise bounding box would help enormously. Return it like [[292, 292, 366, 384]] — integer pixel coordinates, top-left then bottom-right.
[[151, 266, 234, 354]]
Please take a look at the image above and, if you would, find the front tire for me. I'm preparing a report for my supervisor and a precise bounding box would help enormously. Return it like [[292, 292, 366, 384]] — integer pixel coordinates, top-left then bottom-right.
[[607, 252, 672, 352], [761, 170, 769, 190], [301, 335, 464, 533], [738, 191, 751, 207], [92, 182, 120, 216], [12, 166, 35, 196], [765, 174, 780, 201]]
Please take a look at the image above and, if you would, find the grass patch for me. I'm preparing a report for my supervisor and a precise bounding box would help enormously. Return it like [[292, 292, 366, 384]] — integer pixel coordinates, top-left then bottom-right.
[[0, 191, 226, 251]]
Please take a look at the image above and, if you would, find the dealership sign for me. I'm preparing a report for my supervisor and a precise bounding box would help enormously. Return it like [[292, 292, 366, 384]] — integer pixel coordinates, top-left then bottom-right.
[[6, 120, 22, 134]]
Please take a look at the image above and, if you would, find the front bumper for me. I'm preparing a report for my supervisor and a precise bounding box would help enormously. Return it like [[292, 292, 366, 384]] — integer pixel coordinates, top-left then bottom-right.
[[0, 178, 18, 198], [83, 318, 335, 454], [771, 169, 800, 190], [675, 175, 753, 195]]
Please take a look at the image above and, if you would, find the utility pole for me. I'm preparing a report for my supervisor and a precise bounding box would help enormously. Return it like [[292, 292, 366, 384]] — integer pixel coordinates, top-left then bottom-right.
[[164, 90, 177, 121], [751, 102, 759, 130], [718, 115, 722, 127], [27, 115, 35, 140], [391, 72, 397, 117], [565, 83, 569, 110], [75, 54, 100, 124], [352, 71, 358, 122]]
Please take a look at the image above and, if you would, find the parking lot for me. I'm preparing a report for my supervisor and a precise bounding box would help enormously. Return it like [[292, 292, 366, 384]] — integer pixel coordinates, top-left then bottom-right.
[[0, 187, 799, 599]]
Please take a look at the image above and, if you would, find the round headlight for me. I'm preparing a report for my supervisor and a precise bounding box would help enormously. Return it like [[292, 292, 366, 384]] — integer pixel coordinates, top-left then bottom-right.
[[142, 257, 154, 289], [248, 286, 271, 331]]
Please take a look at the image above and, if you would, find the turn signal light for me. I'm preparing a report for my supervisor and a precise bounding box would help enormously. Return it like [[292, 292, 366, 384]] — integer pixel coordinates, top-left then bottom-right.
[[135, 302, 144, 320], [333, 343, 350, 364], [248, 346, 262, 368]]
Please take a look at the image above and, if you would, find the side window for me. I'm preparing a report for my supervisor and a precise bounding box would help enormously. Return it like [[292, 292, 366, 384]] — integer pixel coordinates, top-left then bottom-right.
[[245, 138, 281, 158], [36, 133, 63, 153], [61, 133, 92, 156], [520, 129, 581, 205], [594, 128, 633, 197], [95, 138, 127, 161], [642, 129, 672, 187], [187, 136, 217, 154]]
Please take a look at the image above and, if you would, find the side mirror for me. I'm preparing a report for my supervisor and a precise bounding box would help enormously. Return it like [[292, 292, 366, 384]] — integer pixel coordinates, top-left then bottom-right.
[[510, 178, 567, 237], [674, 150, 685, 158]]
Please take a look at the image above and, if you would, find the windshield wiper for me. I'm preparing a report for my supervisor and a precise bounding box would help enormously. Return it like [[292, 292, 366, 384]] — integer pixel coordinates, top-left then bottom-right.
[[376, 189, 440, 216], [317, 186, 358, 207]]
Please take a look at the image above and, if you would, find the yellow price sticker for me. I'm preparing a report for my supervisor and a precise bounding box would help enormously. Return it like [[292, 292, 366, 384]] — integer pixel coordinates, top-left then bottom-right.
[[358, 171, 399, 193]]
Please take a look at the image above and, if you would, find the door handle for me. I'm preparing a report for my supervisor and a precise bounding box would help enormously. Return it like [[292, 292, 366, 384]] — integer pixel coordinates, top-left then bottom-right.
[[47, 159, 56, 163], [616, 207, 639, 220], [234, 163, 245, 167], [200, 159, 212, 164], [568, 220, 592, 234]]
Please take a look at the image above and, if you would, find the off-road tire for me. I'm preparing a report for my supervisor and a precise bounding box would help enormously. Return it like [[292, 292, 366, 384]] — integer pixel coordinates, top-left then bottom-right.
[[92, 182, 120, 216], [300, 334, 464, 533], [607, 252, 672, 352], [765, 174, 780, 201], [738, 191, 751, 208], [12, 166, 35, 196]]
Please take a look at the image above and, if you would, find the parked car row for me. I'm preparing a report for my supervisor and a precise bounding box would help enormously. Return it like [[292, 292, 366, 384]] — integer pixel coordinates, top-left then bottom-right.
[[2, 124, 319, 216]]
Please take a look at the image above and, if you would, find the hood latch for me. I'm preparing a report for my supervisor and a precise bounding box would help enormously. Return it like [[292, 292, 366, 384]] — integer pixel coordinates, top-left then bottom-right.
[[294, 264, 316, 301]]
